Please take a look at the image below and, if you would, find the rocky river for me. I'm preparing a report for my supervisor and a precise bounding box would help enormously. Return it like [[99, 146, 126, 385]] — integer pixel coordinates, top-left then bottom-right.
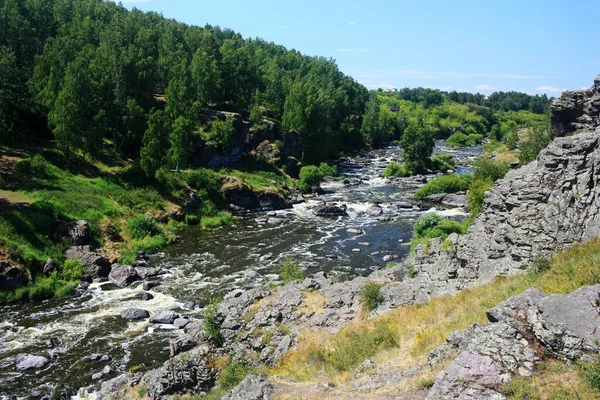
[[0, 143, 481, 399]]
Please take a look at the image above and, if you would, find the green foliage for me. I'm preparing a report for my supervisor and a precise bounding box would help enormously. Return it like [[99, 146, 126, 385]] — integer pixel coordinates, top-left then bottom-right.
[[202, 297, 222, 344], [141, 110, 169, 177], [279, 257, 306, 284], [400, 119, 434, 174], [169, 116, 195, 169], [412, 213, 467, 240], [472, 157, 510, 182], [445, 132, 483, 147], [126, 215, 162, 239], [298, 163, 337, 192], [383, 162, 409, 178], [519, 128, 551, 165], [466, 178, 493, 215], [120, 234, 169, 265], [430, 152, 457, 172], [360, 282, 383, 311], [207, 116, 236, 152], [580, 358, 600, 391], [219, 362, 254, 391], [0, 273, 78, 305], [62, 260, 83, 281], [201, 212, 232, 229], [185, 214, 200, 225], [415, 174, 472, 200]]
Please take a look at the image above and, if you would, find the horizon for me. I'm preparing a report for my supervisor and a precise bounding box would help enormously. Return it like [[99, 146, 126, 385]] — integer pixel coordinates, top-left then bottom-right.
[[112, 0, 599, 97]]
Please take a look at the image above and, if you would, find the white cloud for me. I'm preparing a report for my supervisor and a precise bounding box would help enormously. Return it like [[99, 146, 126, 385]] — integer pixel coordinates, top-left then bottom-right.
[[535, 85, 561, 93], [339, 48, 371, 53], [282, 25, 293, 29], [363, 83, 397, 90], [344, 69, 553, 80], [425, 85, 453, 91], [475, 84, 493, 91], [348, 20, 358, 25], [581, 86, 589, 90]]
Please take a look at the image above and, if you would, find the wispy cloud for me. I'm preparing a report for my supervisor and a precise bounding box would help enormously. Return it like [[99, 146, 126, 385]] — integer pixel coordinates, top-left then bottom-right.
[[474, 84, 494, 92], [425, 85, 453, 91], [344, 69, 554, 80], [348, 20, 358, 25], [282, 24, 293, 29], [339, 48, 371, 53], [109, 0, 154, 3], [535, 85, 561, 93], [363, 83, 397, 90]]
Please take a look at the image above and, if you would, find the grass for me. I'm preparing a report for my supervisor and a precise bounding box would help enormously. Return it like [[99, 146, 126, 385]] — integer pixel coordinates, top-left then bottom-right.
[[272, 238, 600, 386], [201, 211, 233, 229], [360, 282, 383, 311], [279, 257, 306, 284]]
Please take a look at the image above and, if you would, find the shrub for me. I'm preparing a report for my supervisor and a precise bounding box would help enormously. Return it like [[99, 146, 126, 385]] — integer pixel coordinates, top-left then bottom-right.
[[126, 215, 162, 239], [519, 128, 551, 165], [472, 156, 509, 182], [430, 152, 457, 172], [119, 234, 168, 264], [185, 168, 222, 202], [279, 257, 305, 284], [466, 178, 493, 215], [185, 214, 200, 225], [413, 213, 466, 240], [383, 162, 409, 178], [202, 297, 222, 344], [201, 211, 232, 229], [208, 116, 236, 152], [219, 362, 254, 391], [415, 174, 472, 200], [62, 259, 83, 281], [298, 163, 337, 192], [446, 132, 483, 147], [360, 282, 383, 311]]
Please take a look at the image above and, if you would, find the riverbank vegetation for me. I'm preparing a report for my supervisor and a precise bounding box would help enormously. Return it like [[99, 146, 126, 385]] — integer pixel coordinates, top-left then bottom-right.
[[273, 238, 600, 399]]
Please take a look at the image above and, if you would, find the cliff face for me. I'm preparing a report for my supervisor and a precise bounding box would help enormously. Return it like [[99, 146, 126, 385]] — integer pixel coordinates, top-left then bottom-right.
[[551, 74, 600, 137]]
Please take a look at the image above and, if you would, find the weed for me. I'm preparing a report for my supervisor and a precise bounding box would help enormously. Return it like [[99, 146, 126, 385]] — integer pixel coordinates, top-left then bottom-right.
[[279, 257, 306, 284], [360, 282, 383, 311]]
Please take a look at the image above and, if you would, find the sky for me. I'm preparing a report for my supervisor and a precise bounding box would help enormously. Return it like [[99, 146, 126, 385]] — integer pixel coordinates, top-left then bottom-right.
[[114, 0, 600, 96]]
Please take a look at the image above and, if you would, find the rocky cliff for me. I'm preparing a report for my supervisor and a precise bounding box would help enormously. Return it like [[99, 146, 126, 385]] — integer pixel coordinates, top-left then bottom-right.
[[551, 74, 600, 137]]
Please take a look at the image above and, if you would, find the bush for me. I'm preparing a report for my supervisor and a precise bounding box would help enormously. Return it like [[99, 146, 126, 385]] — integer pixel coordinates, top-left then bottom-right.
[[383, 162, 409, 178], [126, 215, 162, 239], [472, 156, 509, 182], [202, 297, 222, 344], [219, 362, 254, 391], [208, 116, 236, 152], [62, 259, 83, 281], [360, 282, 383, 311], [519, 128, 551, 165], [415, 174, 472, 200], [430, 152, 457, 172], [413, 213, 467, 240], [119, 234, 168, 264], [279, 257, 305, 284], [185, 214, 200, 225], [445, 132, 483, 147], [185, 168, 222, 202], [201, 211, 232, 229], [466, 178, 493, 215], [298, 163, 336, 192]]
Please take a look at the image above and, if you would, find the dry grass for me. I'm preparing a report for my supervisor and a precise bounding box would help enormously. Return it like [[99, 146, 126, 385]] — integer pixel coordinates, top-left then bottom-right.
[[297, 290, 327, 316], [273, 238, 600, 386]]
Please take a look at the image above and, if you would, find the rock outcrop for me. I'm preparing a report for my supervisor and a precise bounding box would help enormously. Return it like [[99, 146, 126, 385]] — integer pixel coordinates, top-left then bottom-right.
[[55, 220, 91, 245], [551, 74, 600, 137], [0, 261, 28, 291], [427, 284, 600, 399], [65, 245, 111, 279]]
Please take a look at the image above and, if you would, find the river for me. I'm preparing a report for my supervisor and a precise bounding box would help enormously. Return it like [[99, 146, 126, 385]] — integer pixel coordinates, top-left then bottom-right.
[[0, 143, 482, 399]]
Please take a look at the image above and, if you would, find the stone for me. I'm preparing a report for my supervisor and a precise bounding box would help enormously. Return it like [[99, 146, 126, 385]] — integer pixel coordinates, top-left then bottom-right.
[[170, 336, 196, 357], [346, 228, 363, 234], [43, 258, 59, 275], [134, 291, 154, 301], [55, 220, 90, 245], [143, 281, 160, 291], [108, 264, 140, 287], [121, 308, 150, 321], [65, 246, 111, 279], [102, 365, 112, 374], [366, 205, 383, 216], [0, 261, 28, 291], [174, 318, 191, 329], [150, 310, 179, 324], [135, 267, 165, 280], [313, 204, 347, 216], [15, 355, 50, 371], [221, 374, 273, 400], [423, 193, 466, 208]]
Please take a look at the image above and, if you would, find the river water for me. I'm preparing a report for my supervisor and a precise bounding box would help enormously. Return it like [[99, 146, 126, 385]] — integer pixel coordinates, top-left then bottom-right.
[[0, 143, 481, 398]]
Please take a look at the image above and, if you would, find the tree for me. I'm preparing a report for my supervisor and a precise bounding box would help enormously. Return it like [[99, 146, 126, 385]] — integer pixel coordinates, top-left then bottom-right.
[[400, 119, 434, 174], [169, 116, 195, 169], [208, 116, 235, 152], [361, 94, 382, 146], [140, 109, 168, 176]]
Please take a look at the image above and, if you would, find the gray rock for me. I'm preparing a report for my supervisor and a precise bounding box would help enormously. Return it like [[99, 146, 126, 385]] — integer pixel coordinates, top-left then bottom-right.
[[15, 355, 50, 371], [221, 374, 273, 400], [134, 291, 154, 301], [174, 318, 191, 329], [121, 308, 150, 321], [43, 258, 59, 275], [423, 192, 466, 208], [313, 204, 347, 216], [366, 205, 383, 216], [135, 267, 164, 280], [143, 281, 160, 291], [108, 264, 140, 287], [150, 310, 179, 324], [0, 261, 28, 291], [102, 365, 112, 375], [55, 220, 90, 245], [170, 335, 197, 357], [65, 246, 111, 279]]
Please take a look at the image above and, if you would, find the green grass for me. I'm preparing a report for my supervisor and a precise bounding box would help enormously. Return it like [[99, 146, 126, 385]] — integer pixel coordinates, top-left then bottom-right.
[[218, 362, 255, 391], [415, 174, 472, 200], [360, 282, 383, 311], [0, 273, 78, 304], [279, 257, 306, 284], [201, 212, 233, 229]]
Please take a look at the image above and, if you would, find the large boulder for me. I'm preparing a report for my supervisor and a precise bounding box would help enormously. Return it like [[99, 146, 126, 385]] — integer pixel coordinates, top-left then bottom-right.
[[221, 178, 291, 212], [150, 310, 179, 324], [0, 261, 28, 291], [221, 374, 273, 400], [65, 246, 111, 279], [55, 220, 91, 245], [551, 74, 600, 138], [108, 264, 140, 287], [120, 308, 150, 321], [15, 355, 50, 371], [313, 204, 347, 216]]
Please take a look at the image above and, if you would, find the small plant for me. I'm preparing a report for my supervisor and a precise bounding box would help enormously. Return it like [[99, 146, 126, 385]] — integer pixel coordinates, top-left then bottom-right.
[[407, 264, 417, 278], [201, 212, 232, 229], [61, 259, 83, 281], [579, 357, 600, 391], [466, 178, 493, 215], [127, 215, 162, 239], [360, 282, 383, 311], [472, 156, 509, 182], [383, 162, 409, 178], [531, 257, 551, 274], [279, 257, 306, 284], [415, 174, 472, 200], [219, 362, 254, 391], [202, 297, 223, 345], [185, 214, 200, 225]]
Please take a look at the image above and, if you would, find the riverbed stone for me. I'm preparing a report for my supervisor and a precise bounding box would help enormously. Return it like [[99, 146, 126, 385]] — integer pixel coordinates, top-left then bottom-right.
[[15, 355, 50, 371], [173, 318, 190, 329], [55, 220, 91, 245], [121, 308, 150, 321], [150, 310, 179, 324], [313, 204, 347, 216], [108, 264, 140, 287], [0, 261, 29, 291]]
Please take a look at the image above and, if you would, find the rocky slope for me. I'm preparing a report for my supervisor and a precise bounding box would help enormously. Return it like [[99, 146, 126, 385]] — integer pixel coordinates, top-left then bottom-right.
[[551, 74, 600, 137]]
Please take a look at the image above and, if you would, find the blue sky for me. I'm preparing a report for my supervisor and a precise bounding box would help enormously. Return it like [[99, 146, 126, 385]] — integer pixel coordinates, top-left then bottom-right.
[[116, 0, 600, 96]]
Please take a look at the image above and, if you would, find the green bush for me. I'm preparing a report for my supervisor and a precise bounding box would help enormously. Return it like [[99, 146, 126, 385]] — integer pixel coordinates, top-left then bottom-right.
[[580, 358, 600, 391], [472, 156, 509, 182], [413, 213, 467, 240], [201, 211, 232, 229], [119, 234, 168, 264], [279, 257, 306, 284], [202, 297, 222, 344], [298, 163, 337, 192], [445, 132, 483, 147], [62, 259, 83, 281], [219, 362, 254, 391], [519, 128, 551, 165], [360, 282, 383, 311], [430, 152, 457, 172], [126, 215, 162, 239], [383, 162, 409, 178], [185, 214, 200, 225], [466, 178, 493, 215], [415, 174, 472, 200], [186, 168, 222, 202], [208, 116, 236, 152]]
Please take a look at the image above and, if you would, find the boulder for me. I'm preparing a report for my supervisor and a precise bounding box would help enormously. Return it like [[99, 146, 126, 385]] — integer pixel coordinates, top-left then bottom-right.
[[221, 374, 274, 400], [121, 308, 150, 321], [134, 292, 154, 301], [108, 264, 140, 287], [65, 246, 111, 279], [313, 204, 347, 216], [366, 205, 383, 216], [150, 310, 179, 325], [15, 355, 50, 371], [423, 193, 467, 208], [0, 261, 28, 291], [43, 258, 59, 275], [173, 318, 191, 329], [55, 220, 91, 245]]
